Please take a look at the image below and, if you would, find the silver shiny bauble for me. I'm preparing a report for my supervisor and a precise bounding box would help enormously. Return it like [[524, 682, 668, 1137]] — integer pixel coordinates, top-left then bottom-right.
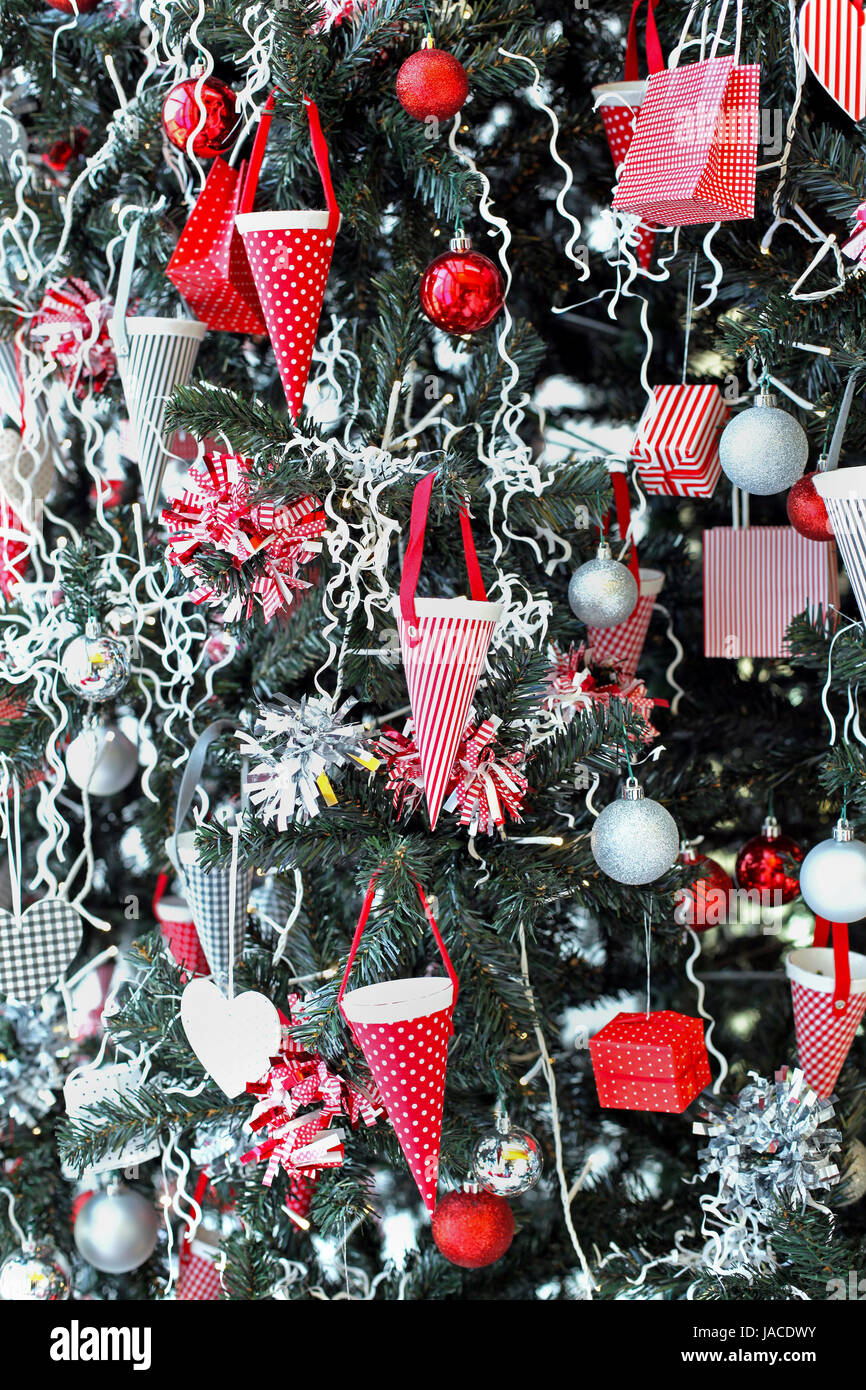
[[73, 1189, 159, 1274], [61, 621, 130, 704], [473, 1116, 543, 1197], [65, 723, 138, 796], [719, 391, 809, 495], [568, 540, 638, 626], [591, 777, 680, 885], [0, 1243, 71, 1301], [799, 819, 866, 923], [836, 1138, 866, 1207]]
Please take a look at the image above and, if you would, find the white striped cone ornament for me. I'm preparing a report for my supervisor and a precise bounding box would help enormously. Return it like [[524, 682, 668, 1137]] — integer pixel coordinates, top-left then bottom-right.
[[586, 568, 664, 676], [110, 317, 206, 518], [396, 596, 502, 829], [786, 945, 866, 1098], [167, 831, 253, 985], [814, 465, 866, 624], [799, 0, 866, 123]]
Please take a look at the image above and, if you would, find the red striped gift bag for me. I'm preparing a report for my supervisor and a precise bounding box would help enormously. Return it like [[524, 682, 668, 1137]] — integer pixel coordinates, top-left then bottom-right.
[[800, 0, 866, 124], [630, 384, 729, 497], [396, 470, 502, 830], [703, 524, 839, 658]]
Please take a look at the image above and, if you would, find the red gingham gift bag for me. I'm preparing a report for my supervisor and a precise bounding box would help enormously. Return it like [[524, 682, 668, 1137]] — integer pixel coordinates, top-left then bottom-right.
[[703, 513, 839, 659], [630, 384, 729, 498], [786, 920, 866, 1098], [613, 39, 760, 226], [338, 871, 458, 1213], [166, 148, 266, 335], [396, 470, 502, 831], [593, 0, 664, 268], [236, 94, 339, 421]]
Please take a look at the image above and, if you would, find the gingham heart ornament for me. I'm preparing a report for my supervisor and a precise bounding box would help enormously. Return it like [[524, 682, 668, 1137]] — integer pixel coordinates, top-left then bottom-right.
[[0, 898, 83, 1004], [180, 977, 281, 1098]]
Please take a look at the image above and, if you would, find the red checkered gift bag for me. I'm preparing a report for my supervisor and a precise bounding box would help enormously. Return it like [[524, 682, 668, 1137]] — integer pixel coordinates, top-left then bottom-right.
[[703, 497, 840, 658], [592, 0, 664, 268], [166, 130, 267, 334], [630, 384, 729, 498], [613, 5, 760, 228], [586, 465, 665, 676], [786, 919, 866, 1098], [153, 873, 210, 977]]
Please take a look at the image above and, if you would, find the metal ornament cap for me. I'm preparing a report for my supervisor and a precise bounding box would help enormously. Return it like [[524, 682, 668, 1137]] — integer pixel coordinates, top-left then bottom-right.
[[450, 233, 472, 253], [799, 828, 866, 923], [568, 540, 639, 627]]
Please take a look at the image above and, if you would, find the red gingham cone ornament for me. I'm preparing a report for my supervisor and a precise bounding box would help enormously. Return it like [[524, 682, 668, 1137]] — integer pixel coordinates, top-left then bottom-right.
[[152, 873, 210, 977], [235, 94, 339, 421], [177, 1243, 221, 1301], [585, 465, 664, 677], [339, 871, 459, 1212], [396, 470, 502, 830], [786, 919, 866, 1098]]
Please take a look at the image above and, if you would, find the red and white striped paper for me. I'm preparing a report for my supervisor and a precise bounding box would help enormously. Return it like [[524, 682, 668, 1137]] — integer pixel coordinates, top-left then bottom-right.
[[800, 0, 866, 124], [614, 56, 760, 225], [703, 527, 839, 659], [631, 384, 729, 497]]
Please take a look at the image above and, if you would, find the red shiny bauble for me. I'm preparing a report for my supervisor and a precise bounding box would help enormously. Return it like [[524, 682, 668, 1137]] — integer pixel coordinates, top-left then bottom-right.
[[45, 0, 100, 10], [420, 246, 505, 334], [677, 845, 733, 932], [396, 47, 469, 121], [161, 77, 237, 159], [432, 1188, 514, 1268], [735, 817, 803, 904], [787, 472, 834, 542]]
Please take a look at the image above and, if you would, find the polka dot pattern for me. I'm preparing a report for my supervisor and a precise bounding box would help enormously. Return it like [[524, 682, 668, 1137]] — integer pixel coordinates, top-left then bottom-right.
[[237, 218, 336, 422], [589, 1010, 711, 1114], [350, 1003, 454, 1212], [167, 158, 266, 336]]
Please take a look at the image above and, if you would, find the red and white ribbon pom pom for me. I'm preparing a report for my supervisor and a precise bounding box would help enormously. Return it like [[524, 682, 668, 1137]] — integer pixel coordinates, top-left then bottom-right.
[[310, 0, 371, 31], [842, 203, 866, 265], [162, 452, 327, 623], [443, 716, 528, 837], [545, 645, 664, 744], [29, 277, 116, 399], [374, 722, 426, 819]]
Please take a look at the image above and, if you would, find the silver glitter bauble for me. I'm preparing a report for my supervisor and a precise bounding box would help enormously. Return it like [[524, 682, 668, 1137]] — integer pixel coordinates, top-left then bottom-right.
[[73, 1188, 158, 1274], [65, 723, 138, 796], [591, 776, 680, 885], [799, 818, 866, 923], [836, 1138, 866, 1206], [61, 620, 130, 704], [0, 1243, 71, 1301], [719, 391, 808, 495], [568, 540, 638, 626], [473, 1115, 543, 1196]]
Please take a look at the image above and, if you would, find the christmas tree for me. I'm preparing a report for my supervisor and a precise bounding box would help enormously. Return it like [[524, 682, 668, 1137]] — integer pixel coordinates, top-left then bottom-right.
[[0, 0, 865, 1308]]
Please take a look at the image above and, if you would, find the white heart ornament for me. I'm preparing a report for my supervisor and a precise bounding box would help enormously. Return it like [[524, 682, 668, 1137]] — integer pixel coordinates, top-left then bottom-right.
[[0, 899, 83, 1004], [180, 977, 281, 1098], [800, 0, 866, 123]]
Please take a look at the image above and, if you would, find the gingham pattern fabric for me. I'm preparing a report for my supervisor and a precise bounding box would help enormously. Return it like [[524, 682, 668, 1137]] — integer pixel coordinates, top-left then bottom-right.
[[814, 487, 866, 625], [166, 158, 266, 334], [397, 606, 499, 830], [703, 527, 840, 659], [800, 0, 866, 123], [790, 978, 866, 1098], [176, 1246, 221, 1301], [159, 917, 210, 976], [613, 56, 760, 225], [110, 317, 206, 519], [630, 384, 729, 497], [595, 84, 657, 268], [587, 570, 663, 676], [181, 861, 253, 982], [0, 899, 83, 1005]]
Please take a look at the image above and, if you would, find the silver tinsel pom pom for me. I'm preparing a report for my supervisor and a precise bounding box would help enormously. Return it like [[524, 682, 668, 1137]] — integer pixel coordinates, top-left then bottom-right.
[[472, 1115, 543, 1196], [836, 1137, 866, 1206], [61, 621, 130, 704], [73, 1189, 158, 1274], [591, 777, 679, 884], [0, 1243, 70, 1301], [719, 391, 808, 495], [568, 541, 638, 626], [799, 817, 866, 923]]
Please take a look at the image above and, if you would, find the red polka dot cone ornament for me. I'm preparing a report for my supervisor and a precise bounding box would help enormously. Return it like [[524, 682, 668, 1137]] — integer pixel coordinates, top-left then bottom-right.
[[235, 94, 339, 422], [396, 470, 502, 831], [338, 871, 458, 1212]]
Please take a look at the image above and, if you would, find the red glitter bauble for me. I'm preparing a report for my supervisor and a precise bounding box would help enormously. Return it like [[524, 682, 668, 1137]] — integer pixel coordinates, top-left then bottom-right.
[[432, 1188, 514, 1269], [45, 0, 101, 10], [787, 472, 834, 542], [420, 243, 505, 334], [677, 845, 733, 932], [396, 47, 469, 121], [735, 816, 803, 904], [161, 77, 237, 159]]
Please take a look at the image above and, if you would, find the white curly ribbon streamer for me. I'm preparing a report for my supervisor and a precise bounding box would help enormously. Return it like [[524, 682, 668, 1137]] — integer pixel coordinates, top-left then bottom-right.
[[684, 926, 729, 1093]]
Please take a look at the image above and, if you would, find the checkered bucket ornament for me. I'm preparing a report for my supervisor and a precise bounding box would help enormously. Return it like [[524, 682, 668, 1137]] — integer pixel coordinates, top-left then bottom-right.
[[109, 219, 205, 518], [235, 94, 339, 421], [396, 470, 502, 830], [786, 920, 866, 1098], [338, 871, 458, 1213], [165, 720, 252, 986], [152, 873, 210, 976], [586, 465, 662, 676]]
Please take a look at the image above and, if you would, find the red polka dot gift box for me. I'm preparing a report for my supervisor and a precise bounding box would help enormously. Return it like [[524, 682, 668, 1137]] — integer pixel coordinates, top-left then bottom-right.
[[589, 1010, 712, 1113], [338, 870, 459, 1213]]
